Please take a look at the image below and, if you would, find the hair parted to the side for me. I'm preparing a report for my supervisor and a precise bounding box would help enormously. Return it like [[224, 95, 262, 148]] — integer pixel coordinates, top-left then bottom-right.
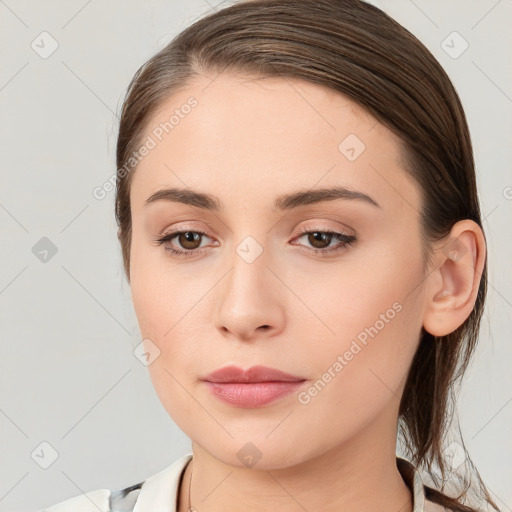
[[115, 1, 499, 510]]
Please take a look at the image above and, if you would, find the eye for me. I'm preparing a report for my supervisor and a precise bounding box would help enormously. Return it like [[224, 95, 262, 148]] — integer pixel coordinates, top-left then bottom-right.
[[291, 227, 357, 256], [153, 229, 213, 258], [153, 226, 357, 259]]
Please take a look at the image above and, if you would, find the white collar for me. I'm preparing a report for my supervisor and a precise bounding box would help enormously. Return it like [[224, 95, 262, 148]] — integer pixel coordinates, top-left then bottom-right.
[[133, 453, 193, 511]]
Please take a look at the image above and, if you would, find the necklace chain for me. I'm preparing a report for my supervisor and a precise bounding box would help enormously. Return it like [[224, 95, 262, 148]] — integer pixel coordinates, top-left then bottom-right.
[[187, 459, 195, 512]]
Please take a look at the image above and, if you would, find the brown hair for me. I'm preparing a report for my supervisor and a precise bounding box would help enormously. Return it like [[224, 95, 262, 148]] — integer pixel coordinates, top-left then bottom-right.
[[115, 1, 499, 510]]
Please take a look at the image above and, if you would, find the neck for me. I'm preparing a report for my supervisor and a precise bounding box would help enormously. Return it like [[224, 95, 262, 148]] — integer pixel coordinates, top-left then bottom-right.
[[177, 412, 413, 512]]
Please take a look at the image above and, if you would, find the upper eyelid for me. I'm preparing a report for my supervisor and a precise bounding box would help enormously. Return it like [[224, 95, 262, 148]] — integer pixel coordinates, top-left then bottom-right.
[[161, 219, 353, 236], [161, 227, 351, 241]]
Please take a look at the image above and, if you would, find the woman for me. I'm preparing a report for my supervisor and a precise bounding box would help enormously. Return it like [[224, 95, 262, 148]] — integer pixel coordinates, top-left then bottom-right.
[[39, 0, 500, 510]]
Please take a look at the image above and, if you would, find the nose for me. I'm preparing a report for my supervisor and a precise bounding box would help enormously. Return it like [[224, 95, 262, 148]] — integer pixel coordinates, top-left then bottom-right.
[[212, 240, 286, 343]]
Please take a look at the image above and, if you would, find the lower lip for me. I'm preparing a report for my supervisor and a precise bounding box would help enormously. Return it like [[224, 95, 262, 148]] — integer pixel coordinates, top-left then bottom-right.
[[203, 381, 306, 408]]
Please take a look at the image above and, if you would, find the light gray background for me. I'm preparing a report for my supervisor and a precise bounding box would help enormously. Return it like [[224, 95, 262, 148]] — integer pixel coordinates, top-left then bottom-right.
[[0, 1, 510, 511]]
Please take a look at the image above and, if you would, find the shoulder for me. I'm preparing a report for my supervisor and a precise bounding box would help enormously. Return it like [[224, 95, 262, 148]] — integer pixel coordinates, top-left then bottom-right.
[[424, 499, 452, 512], [396, 457, 455, 512], [36, 454, 192, 512], [38, 483, 147, 512]]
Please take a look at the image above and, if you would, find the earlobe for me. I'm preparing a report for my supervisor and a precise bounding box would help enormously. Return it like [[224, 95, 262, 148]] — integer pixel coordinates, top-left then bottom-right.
[[422, 220, 486, 337]]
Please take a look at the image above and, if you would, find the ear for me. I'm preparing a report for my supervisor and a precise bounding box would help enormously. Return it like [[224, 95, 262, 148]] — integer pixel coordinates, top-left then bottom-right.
[[422, 219, 486, 337]]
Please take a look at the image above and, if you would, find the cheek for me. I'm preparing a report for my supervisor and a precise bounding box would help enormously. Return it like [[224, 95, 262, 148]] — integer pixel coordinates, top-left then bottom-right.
[[294, 242, 425, 402], [129, 230, 179, 337], [293, 238, 424, 344], [129, 236, 206, 414]]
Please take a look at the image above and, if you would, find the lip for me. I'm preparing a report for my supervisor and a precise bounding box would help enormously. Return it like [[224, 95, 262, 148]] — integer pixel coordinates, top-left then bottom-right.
[[203, 381, 305, 408], [202, 365, 305, 383], [201, 365, 307, 408]]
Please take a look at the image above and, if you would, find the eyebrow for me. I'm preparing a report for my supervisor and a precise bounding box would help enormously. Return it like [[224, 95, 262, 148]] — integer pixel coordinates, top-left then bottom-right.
[[144, 186, 380, 211]]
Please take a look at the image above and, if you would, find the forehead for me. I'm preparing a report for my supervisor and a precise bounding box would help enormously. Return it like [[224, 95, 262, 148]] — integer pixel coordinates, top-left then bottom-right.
[[129, 72, 419, 215]]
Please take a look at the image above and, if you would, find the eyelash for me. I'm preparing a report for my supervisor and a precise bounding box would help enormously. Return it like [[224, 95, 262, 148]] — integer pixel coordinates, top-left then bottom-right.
[[153, 226, 357, 259]]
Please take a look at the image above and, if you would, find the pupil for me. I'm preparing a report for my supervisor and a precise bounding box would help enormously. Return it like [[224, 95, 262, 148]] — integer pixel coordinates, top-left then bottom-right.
[[181, 232, 200, 248], [310, 232, 331, 248]]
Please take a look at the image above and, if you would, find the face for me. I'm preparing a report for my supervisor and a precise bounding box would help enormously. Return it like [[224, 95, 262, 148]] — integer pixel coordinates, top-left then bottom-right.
[[128, 72, 429, 469]]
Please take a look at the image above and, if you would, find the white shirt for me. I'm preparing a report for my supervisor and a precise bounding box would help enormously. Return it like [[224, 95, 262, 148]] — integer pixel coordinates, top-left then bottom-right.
[[38, 454, 448, 511]]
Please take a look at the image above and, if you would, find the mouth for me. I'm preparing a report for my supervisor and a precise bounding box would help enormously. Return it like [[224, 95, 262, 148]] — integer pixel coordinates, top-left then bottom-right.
[[201, 365, 307, 408]]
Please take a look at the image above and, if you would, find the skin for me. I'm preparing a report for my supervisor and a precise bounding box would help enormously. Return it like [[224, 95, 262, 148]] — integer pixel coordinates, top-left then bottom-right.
[[127, 72, 486, 512]]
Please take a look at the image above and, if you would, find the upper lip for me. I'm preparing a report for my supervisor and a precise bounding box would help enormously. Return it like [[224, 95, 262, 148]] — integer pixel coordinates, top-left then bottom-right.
[[202, 365, 306, 383]]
